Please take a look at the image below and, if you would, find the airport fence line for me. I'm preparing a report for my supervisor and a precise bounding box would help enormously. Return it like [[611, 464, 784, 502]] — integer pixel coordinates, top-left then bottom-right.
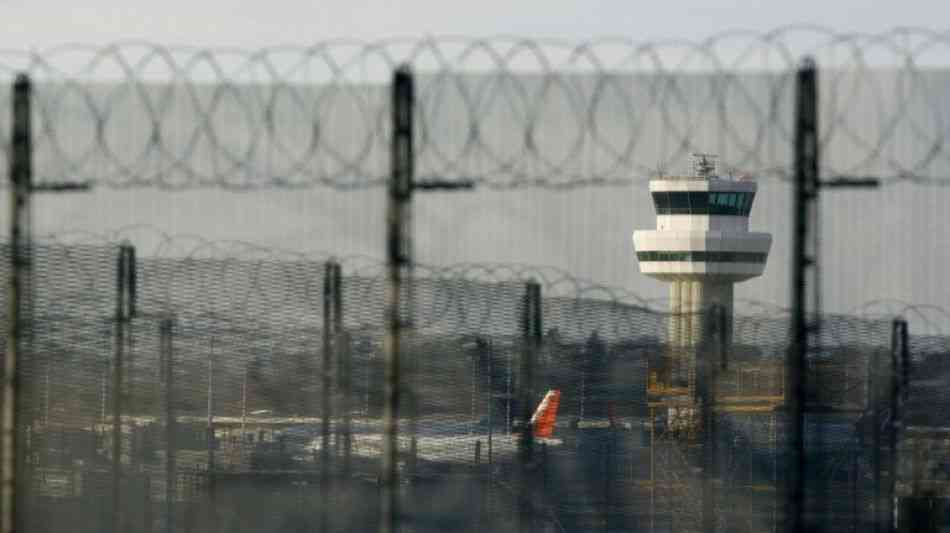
[[35, 227, 950, 330], [1, 28, 950, 189], [0, 240, 934, 532]]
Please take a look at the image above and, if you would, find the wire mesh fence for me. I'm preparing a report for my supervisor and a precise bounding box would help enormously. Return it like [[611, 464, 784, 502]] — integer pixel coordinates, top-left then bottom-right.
[[3, 28, 950, 532], [0, 241, 932, 532]]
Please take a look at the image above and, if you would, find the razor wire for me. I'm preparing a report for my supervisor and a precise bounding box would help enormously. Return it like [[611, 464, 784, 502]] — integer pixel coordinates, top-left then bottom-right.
[[1, 27, 950, 189]]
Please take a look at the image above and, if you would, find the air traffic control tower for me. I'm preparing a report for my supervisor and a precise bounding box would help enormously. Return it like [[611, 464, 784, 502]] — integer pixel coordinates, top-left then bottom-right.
[[633, 154, 771, 351]]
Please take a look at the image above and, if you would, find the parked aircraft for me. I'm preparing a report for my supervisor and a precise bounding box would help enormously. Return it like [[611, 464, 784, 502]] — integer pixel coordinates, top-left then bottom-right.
[[279, 390, 563, 467]]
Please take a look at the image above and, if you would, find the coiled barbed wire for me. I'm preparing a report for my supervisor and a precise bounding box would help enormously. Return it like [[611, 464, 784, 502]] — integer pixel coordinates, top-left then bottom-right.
[[1, 27, 950, 189]]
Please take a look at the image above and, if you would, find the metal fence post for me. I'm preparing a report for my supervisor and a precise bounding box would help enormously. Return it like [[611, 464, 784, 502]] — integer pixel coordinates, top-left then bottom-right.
[[112, 244, 134, 533], [161, 319, 176, 533], [889, 319, 907, 533], [2, 73, 32, 533], [333, 262, 347, 475], [899, 322, 909, 405], [871, 340, 883, 533], [206, 333, 217, 533], [851, 441, 859, 533], [701, 304, 723, 533], [899, 319, 912, 529], [487, 340, 493, 467], [603, 437, 611, 533], [382, 64, 414, 533], [338, 265, 352, 477], [322, 261, 335, 532], [485, 339, 495, 530], [341, 332, 352, 469], [519, 280, 541, 532], [788, 56, 819, 533]]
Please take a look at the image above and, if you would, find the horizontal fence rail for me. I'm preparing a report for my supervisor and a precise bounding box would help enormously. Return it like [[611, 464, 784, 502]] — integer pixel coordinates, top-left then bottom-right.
[[1, 28, 950, 188]]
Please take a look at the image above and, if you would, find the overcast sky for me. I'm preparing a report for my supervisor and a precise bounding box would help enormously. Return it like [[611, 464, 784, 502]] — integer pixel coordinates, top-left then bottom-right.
[[1, 0, 947, 49]]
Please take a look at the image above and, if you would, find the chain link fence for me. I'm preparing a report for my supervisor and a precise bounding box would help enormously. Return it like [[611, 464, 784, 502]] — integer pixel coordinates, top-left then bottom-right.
[[2, 27, 949, 533], [0, 241, 924, 532]]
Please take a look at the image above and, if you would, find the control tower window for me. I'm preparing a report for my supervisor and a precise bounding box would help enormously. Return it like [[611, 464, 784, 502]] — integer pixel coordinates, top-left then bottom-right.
[[636, 251, 767, 263], [669, 192, 690, 214], [652, 191, 755, 216], [709, 192, 735, 209], [688, 191, 708, 212], [736, 192, 755, 215]]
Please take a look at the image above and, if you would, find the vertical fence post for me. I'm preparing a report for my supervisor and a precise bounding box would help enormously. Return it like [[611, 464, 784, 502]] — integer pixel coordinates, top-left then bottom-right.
[[889, 319, 907, 533], [487, 340, 493, 466], [650, 405, 656, 533], [872, 341, 882, 533], [900, 323, 909, 405], [382, 64, 414, 533], [206, 333, 217, 533], [485, 339, 494, 531], [519, 280, 541, 532], [337, 263, 352, 477], [112, 244, 134, 533], [2, 73, 32, 533], [471, 339, 478, 437], [700, 308, 711, 533], [341, 335, 352, 463], [603, 437, 611, 533], [321, 261, 335, 533], [899, 320, 913, 529], [161, 319, 176, 533], [788, 56, 818, 533], [851, 440, 858, 533], [241, 364, 248, 439], [333, 262, 347, 476], [506, 348, 512, 436], [206, 337, 214, 472], [701, 304, 723, 533]]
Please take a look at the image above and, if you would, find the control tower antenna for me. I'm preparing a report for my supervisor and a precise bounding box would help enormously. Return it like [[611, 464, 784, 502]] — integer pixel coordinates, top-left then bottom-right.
[[692, 153, 718, 178]]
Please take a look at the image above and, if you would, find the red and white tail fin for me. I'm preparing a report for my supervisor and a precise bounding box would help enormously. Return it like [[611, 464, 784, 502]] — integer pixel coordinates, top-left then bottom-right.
[[530, 390, 561, 439]]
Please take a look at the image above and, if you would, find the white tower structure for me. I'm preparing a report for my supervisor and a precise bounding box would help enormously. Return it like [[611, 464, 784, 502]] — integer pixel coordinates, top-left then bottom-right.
[[633, 155, 772, 349]]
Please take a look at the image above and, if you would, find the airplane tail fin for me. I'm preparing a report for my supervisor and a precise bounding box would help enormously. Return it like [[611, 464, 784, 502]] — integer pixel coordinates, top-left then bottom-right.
[[530, 389, 561, 438]]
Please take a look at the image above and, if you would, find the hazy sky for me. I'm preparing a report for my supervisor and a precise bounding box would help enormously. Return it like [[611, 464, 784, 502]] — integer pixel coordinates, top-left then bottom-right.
[[1, 1, 947, 49]]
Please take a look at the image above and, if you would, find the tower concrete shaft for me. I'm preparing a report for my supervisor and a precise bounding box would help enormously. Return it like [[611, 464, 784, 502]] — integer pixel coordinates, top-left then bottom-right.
[[668, 280, 733, 348]]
